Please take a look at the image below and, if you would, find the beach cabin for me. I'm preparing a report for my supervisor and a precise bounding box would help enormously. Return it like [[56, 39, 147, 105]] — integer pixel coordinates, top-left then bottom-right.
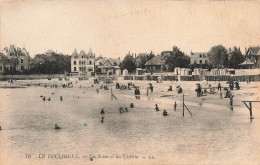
[[115, 69, 121, 76], [123, 69, 128, 76], [227, 69, 235, 75], [136, 68, 144, 75]]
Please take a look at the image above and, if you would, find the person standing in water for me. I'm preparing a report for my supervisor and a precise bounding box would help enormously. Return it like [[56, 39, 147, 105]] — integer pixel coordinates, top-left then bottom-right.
[[155, 104, 159, 111], [174, 101, 177, 111]]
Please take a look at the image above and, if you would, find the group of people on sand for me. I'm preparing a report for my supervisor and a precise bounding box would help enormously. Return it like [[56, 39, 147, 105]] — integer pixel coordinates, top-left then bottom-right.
[[100, 84, 109, 90], [8, 79, 15, 84], [227, 80, 240, 90], [115, 82, 133, 90]]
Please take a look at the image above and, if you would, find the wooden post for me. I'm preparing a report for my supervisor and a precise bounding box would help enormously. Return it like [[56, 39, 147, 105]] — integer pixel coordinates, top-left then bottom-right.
[[230, 95, 233, 111], [111, 88, 113, 101], [242, 101, 260, 120], [249, 102, 253, 120], [183, 94, 184, 117]]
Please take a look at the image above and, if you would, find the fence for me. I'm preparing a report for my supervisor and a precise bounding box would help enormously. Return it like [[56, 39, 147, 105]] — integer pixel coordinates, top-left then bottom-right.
[[123, 74, 260, 82], [0, 74, 66, 81]]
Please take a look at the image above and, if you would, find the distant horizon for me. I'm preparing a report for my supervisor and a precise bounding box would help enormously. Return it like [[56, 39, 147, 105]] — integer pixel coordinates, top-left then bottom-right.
[[1, 0, 260, 58]]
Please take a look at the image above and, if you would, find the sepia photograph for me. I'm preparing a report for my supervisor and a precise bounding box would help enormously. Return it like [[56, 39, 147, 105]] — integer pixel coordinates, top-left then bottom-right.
[[0, 0, 260, 164]]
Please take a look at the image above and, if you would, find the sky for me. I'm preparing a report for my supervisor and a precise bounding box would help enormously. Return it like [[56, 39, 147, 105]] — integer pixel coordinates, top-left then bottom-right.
[[0, 0, 260, 58]]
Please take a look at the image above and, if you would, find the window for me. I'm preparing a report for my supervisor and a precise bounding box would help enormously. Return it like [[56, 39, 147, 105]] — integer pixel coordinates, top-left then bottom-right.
[[21, 59, 23, 63], [79, 61, 81, 65], [89, 60, 92, 65], [0, 66, 2, 70], [205, 60, 208, 64], [194, 60, 197, 64], [8, 59, 11, 63], [199, 54, 202, 57], [74, 61, 76, 65], [200, 60, 202, 64], [21, 66, 24, 70], [74, 67, 76, 71], [88, 68, 93, 72]]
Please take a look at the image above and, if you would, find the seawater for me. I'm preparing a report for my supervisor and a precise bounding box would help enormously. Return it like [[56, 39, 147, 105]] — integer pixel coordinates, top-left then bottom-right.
[[0, 86, 260, 165]]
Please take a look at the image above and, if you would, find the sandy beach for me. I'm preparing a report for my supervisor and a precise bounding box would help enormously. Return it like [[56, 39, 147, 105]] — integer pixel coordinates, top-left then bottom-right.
[[1, 78, 260, 165]]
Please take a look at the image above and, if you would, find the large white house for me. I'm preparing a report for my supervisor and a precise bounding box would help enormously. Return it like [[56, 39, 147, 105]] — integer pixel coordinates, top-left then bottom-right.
[[190, 52, 209, 65], [70, 49, 95, 76]]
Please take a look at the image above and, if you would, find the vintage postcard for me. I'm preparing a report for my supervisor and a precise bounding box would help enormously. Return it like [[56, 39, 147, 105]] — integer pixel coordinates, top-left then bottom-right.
[[0, 0, 260, 165]]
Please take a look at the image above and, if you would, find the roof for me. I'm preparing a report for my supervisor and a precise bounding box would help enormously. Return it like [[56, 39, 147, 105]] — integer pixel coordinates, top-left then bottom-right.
[[239, 59, 254, 65], [8, 44, 17, 55], [96, 58, 121, 66], [79, 50, 86, 56], [145, 55, 165, 66], [87, 49, 95, 58], [190, 52, 208, 58], [247, 47, 260, 56], [72, 48, 78, 57]]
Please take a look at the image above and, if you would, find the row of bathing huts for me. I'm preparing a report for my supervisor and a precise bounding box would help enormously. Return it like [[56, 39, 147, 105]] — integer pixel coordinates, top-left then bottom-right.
[[122, 67, 260, 82]]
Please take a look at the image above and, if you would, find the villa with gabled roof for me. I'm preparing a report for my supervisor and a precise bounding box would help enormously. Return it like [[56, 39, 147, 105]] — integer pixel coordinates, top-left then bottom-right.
[[244, 46, 260, 68], [95, 58, 121, 74], [1, 44, 31, 72], [71, 48, 95, 76]]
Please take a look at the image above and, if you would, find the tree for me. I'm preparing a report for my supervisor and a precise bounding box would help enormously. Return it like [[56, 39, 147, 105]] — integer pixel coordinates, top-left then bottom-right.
[[147, 51, 155, 61], [208, 45, 228, 68], [120, 53, 136, 73], [165, 46, 190, 71], [228, 47, 244, 69], [135, 53, 147, 69], [28, 53, 71, 74]]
